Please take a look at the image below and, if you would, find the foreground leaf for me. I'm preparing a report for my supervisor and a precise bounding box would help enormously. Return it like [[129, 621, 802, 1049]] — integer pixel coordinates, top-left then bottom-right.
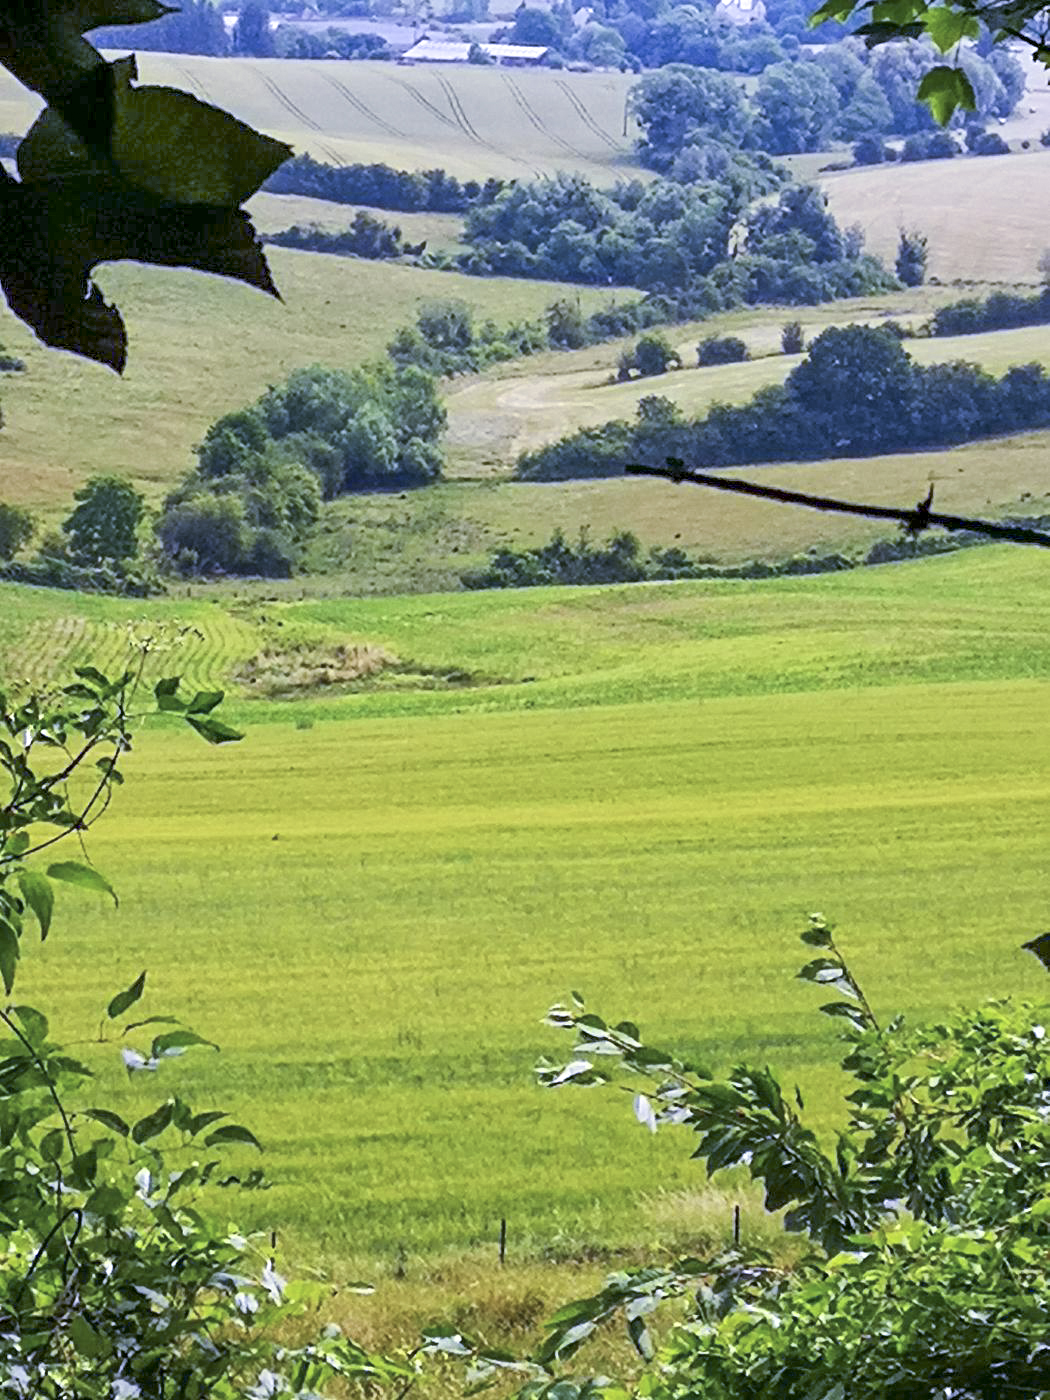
[[0, 166, 279, 372]]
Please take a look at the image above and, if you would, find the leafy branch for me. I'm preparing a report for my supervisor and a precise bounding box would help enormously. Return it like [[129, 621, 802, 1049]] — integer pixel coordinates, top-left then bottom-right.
[[0, 658, 419, 1397], [626, 460, 1050, 549]]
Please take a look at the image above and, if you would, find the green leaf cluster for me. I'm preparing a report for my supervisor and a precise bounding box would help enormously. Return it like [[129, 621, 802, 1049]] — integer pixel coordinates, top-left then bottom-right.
[[529, 919, 1050, 1397]]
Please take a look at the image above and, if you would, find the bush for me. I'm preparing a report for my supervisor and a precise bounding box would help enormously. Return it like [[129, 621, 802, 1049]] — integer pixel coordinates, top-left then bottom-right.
[[972, 129, 1011, 155], [618, 332, 681, 380], [697, 334, 748, 365], [852, 132, 887, 164], [895, 227, 928, 286], [780, 320, 805, 354]]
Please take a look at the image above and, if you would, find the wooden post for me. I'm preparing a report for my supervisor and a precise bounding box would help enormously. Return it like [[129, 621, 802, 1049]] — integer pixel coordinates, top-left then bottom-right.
[[499, 1217, 507, 1266], [733, 1204, 741, 1246]]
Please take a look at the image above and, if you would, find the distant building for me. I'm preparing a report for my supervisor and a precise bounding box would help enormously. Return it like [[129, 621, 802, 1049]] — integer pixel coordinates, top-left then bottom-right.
[[400, 37, 549, 62], [715, 0, 767, 24]]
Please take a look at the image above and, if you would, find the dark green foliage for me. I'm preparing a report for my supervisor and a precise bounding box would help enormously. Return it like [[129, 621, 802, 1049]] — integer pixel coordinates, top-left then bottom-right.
[[62, 475, 144, 565], [267, 211, 408, 260], [89, 0, 230, 53], [159, 362, 444, 576], [0, 502, 33, 560], [457, 169, 891, 307], [901, 128, 958, 159], [518, 325, 1050, 479], [619, 332, 681, 379], [697, 335, 748, 366], [388, 300, 548, 377], [755, 59, 840, 153], [780, 319, 804, 353], [462, 528, 714, 589], [852, 131, 888, 163], [234, 0, 275, 56], [631, 66, 755, 168], [971, 129, 1011, 154], [930, 284, 1050, 335], [263, 153, 500, 214], [895, 227, 928, 286]]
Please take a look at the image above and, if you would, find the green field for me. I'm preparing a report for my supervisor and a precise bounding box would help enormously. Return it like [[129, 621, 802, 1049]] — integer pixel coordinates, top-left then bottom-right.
[[0, 55, 642, 183], [3, 544, 1049, 1281]]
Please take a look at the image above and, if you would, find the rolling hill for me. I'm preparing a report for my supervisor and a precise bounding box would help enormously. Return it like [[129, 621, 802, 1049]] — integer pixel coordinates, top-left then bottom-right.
[[821, 148, 1050, 284], [0, 55, 643, 183]]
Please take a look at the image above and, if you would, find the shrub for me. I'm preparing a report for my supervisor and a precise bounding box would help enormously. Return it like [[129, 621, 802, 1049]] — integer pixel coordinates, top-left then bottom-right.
[[972, 129, 1011, 155], [780, 320, 805, 354], [852, 132, 886, 164], [895, 227, 928, 286], [697, 334, 749, 365], [618, 332, 681, 380]]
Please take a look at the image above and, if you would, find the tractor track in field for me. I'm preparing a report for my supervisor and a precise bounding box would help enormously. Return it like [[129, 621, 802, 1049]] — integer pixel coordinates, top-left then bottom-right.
[[254, 69, 344, 162], [501, 73, 589, 161], [174, 62, 209, 100], [436, 73, 487, 145], [320, 72, 405, 139], [387, 76, 461, 133], [555, 78, 622, 151]]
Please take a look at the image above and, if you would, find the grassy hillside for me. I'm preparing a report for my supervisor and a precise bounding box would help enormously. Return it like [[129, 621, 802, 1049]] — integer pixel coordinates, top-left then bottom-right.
[[248, 191, 467, 251], [445, 311, 1050, 469], [821, 148, 1050, 283], [0, 253, 616, 517], [4, 544, 1049, 1272], [0, 55, 642, 183]]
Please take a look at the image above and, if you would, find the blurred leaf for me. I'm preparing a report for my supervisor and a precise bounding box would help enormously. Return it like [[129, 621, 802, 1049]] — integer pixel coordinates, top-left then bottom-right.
[[205, 1123, 262, 1150], [185, 715, 244, 745], [917, 65, 976, 124]]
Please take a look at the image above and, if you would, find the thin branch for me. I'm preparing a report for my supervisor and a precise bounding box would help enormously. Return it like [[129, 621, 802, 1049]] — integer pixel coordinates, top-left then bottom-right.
[[625, 462, 1050, 548]]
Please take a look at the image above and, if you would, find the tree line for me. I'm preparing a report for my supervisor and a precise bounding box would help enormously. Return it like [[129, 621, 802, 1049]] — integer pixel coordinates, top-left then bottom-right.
[[517, 324, 1050, 479]]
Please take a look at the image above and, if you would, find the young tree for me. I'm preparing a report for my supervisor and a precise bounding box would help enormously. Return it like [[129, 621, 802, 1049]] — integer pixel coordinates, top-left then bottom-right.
[[62, 475, 145, 566], [0, 502, 34, 561], [780, 320, 805, 354], [896, 227, 929, 286]]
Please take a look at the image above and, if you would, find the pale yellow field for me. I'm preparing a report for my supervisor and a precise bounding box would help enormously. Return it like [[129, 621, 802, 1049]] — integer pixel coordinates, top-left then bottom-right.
[[821, 148, 1050, 284], [0, 55, 643, 183]]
